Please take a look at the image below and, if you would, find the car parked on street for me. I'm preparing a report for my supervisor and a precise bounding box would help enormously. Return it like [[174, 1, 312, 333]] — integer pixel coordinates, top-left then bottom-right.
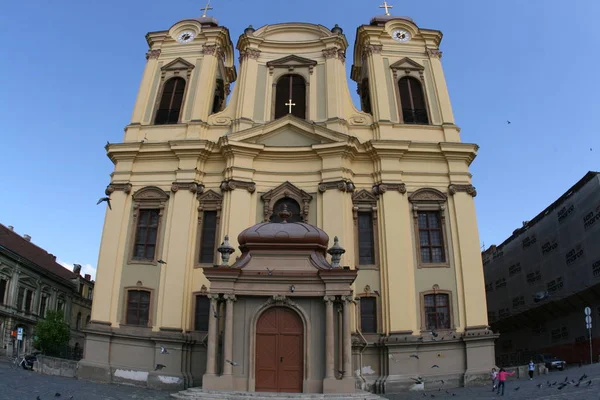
[[535, 353, 566, 370]]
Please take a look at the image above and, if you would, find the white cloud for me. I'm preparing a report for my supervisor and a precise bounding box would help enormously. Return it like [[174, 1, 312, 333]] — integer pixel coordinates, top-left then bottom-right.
[[57, 260, 97, 281]]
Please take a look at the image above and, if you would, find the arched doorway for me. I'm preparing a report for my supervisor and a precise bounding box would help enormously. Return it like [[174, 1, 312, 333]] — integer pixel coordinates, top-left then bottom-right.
[[255, 307, 303, 393]]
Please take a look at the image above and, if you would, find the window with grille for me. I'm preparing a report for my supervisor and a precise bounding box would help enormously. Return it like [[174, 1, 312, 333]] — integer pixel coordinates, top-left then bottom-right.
[[194, 296, 210, 331], [360, 297, 377, 333], [133, 209, 160, 261], [154, 77, 186, 125], [398, 77, 428, 124], [199, 211, 218, 264], [417, 211, 445, 263], [126, 290, 151, 326], [424, 293, 450, 330]]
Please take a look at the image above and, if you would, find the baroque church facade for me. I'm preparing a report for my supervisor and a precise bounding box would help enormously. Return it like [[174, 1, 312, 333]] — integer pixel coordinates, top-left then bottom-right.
[[80, 7, 496, 396]]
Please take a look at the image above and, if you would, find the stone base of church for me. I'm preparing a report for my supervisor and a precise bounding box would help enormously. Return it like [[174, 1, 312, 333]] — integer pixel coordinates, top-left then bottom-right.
[[170, 388, 383, 399], [79, 323, 207, 391], [201, 374, 235, 391], [322, 377, 356, 393]]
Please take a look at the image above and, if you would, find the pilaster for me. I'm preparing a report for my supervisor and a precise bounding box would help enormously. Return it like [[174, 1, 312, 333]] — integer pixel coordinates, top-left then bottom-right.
[[363, 45, 392, 122], [130, 50, 161, 124], [235, 48, 261, 130], [189, 45, 221, 122], [427, 53, 455, 124]]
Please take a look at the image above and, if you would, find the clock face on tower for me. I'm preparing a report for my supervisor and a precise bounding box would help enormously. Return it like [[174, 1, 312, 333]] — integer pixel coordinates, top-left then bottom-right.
[[391, 29, 411, 43], [177, 31, 195, 44]]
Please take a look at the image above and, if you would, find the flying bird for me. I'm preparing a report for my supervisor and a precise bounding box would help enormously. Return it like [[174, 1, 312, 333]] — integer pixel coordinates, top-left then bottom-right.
[[225, 359, 238, 366], [431, 365, 440, 368], [155, 364, 166, 371], [409, 354, 419, 359], [579, 374, 588, 381], [536, 384, 543, 388], [212, 305, 221, 319], [507, 120, 511, 124], [160, 346, 169, 354], [55, 394, 61, 397], [430, 330, 439, 337], [373, 290, 380, 296], [586, 380, 592, 386], [157, 259, 167, 265], [564, 376, 569, 383], [514, 387, 520, 391], [96, 197, 112, 210], [266, 268, 274, 276], [37, 397, 42, 400]]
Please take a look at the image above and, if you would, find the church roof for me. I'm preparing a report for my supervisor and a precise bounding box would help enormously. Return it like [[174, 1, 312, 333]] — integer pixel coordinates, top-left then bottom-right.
[[369, 14, 415, 25], [0, 223, 76, 281], [238, 219, 329, 250]]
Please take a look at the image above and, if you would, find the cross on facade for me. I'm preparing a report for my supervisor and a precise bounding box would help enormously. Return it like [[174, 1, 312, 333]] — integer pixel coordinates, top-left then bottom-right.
[[201, 0, 213, 17], [285, 99, 296, 114], [379, 1, 393, 16]]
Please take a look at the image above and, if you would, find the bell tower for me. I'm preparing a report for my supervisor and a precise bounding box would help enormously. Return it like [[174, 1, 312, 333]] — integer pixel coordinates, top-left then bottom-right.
[[351, 11, 461, 142], [125, 12, 236, 141]]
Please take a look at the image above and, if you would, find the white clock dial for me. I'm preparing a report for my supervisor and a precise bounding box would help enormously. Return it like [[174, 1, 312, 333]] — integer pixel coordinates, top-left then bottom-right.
[[177, 31, 195, 44], [391, 29, 411, 43]]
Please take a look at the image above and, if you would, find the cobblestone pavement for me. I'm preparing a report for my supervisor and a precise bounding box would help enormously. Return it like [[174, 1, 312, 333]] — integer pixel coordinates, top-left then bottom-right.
[[0, 359, 172, 400], [382, 363, 600, 400]]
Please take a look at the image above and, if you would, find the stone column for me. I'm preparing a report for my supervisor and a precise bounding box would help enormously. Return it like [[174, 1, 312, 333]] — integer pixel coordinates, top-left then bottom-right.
[[205, 294, 220, 375], [324, 296, 335, 379], [222, 294, 236, 376], [342, 295, 352, 379]]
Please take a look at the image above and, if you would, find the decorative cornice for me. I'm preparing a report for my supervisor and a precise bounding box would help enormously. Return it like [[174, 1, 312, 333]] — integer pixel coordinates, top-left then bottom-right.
[[220, 179, 256, 193], [324, 295, 336, 303], [318, 180, 355, 193], [362, 44, 383, 57], [239, 48, 261, 63], [105, 183, 132, 196], [372, 183, 406, 196], [171, 182, 204, 194], [223, 294, 237, 302], [322, 47, 346, 62], [337, 49, 346, 63], [203, 44, 225, 60], [145, 49, 161, 60], [426, 48, 443, 59], [448, 184, 477, 197]]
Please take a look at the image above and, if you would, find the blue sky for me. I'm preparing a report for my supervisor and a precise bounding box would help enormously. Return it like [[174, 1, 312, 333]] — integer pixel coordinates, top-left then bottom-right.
[[1, 0, 599, 279]]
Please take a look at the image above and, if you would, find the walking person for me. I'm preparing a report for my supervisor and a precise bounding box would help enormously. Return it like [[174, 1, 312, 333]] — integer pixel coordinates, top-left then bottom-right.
[[528, 360, 535, 380], [496, 368, 515, 396], [490, 368, 498, 391]]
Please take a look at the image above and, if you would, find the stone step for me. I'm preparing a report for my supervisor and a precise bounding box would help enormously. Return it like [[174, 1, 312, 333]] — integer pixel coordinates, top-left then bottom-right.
[[170, 388, 382, 400]]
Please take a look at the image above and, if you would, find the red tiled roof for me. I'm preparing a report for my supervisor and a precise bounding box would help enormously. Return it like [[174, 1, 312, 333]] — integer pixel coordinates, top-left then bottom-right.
[[0, 223, 76, 281]]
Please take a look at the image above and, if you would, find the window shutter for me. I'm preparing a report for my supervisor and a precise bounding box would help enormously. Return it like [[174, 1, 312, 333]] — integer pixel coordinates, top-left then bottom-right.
[[199, 211, 218, 264], [360, 297, 377, 333]]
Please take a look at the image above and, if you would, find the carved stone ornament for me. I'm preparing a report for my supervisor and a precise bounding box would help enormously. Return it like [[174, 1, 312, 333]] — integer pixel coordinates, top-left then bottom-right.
[[372, 183, 406, 196], [105, 183, 132, 196], [171, 182, 204, 194], [448, 184, 477, 197], [263, 295, 299, 309], [239, 48, 261, 63], [145, 49, 161, 60], [220, 179, 256, 193], [337, 49, 346, 62], [426, 48, 443, 59], [261, 181, 313, 222], [266, 54, 317, 75], [200, 284, 208, 294], [362, 44, 383, 58], [318, 180, 355, 193], [203, 44, 225, 60], [408, 188, 447, 203]]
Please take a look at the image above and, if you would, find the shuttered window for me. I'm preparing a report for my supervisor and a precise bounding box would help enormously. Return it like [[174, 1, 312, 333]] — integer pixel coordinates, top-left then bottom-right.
[[360, 297, 377, 333], [194, 296, 210, 331], [155, 77, 186, 125], [126, 290, 151, 326], [358, 212, 375, 265], [199, 211, 218, 264], [398, 77, 429, 124]]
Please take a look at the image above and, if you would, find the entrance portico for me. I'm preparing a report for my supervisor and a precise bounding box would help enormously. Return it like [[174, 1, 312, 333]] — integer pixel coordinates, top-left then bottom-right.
[[201, 210, 357, 394]]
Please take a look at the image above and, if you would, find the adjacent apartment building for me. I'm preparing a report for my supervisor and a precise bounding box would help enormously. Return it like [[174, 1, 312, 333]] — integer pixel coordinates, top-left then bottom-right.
[[483, 171, 600, 365], [0, 223, 94, 357]]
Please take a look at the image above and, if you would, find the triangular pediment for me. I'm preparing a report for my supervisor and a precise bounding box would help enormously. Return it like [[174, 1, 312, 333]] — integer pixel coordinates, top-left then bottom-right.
[[389, 57, 424, 71], [266, 54, 317, 69], [162, 57, 195, 71], [227, 115, 354, 147]]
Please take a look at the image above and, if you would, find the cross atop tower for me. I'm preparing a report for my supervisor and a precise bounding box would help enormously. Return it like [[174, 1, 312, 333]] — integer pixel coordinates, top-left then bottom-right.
[[201, 0, 213, 17], [379, 1, 393, 16]]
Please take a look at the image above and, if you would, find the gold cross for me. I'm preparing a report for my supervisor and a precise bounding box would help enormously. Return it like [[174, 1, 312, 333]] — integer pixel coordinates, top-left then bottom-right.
[[201, 0, 213, 17], [379, 1, 393, 16], [285, 99, 296, 113]]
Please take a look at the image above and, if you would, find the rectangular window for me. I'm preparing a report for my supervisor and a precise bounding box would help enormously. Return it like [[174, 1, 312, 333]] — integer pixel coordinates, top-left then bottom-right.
[[199, 211, 218, 264], [87, 288, 93, 301], [17, 287, 25, 310], [418, 212, 445, 263], [57, 300, 64, 312], [39, 296, 47, 318], [424, 293, 450, 330], [360, 297, 377, 333], [24, 290, 33, 312], [194, 296, 210, 331], [133, 209, 160, 261], [126, 290, 151, 326], [0, 279, 7, 304], [357, 212, 375, 265]]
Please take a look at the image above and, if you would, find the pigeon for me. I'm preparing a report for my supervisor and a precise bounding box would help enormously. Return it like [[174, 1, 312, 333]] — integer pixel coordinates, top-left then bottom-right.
[[507, 120, 511, 124], [536, 384, 543, 388], [96, 197, 112, 210], [157, 259, 167, 265], [225, 359, 238, 366], [212, 305, 221, 319], [431, 365, 440, 368], [579, 374, 588, 381], [586, 380, 592, 386], [575, 381, 581, 387], [160, 346, 169, 354], [266, 268, 274, 276], [155, 364, 166, 371], [409, 354, 419, 359], [37, 397, 41, 400], [514, 387, 520, 391], [430, 330, 439, 337], [558, 384, 566, 390], [564, 376, 569, 383], [552, 381, 557, 385], [55, 394, 61, 397]]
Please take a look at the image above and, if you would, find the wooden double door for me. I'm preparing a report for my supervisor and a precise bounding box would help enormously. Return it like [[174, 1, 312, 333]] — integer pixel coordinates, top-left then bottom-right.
[[255, 307, 304, 393]]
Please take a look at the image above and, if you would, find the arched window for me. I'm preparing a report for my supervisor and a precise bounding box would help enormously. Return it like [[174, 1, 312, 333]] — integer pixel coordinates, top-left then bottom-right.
[[154, 77, 186, 125], [398, 77, 428, 124], [274, 74, 306, 120], [270, 198, 303, 223], [212, 79, 225, 114], [360, 78, 372, 114], [76, 312, 82, 330]]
